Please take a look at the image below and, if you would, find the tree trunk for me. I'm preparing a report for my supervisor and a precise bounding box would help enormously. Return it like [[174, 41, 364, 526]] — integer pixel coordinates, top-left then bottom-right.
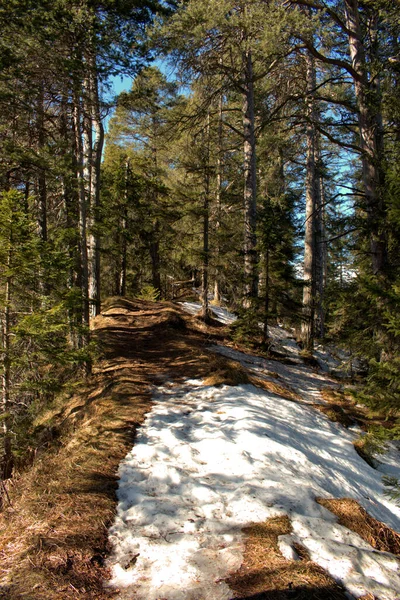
[[1, 246, 13, 480], [37, 80, 47, 244], [117, 158, 129, 297], [242, 50, 258, 306], [301, 50, 319, 351], [87, 62, 103, 316], [263, 248, 270, 343], [315, 172, 327, 339], [73, 91, 90, 340], [214, 91, 223, 305], [61, 97, 81, 348], [201, 113, 211, 321], [344, 0, 387, 275], [150, 223, 161, 296]]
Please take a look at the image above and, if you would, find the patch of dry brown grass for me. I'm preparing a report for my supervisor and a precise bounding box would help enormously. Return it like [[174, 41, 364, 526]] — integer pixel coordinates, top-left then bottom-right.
[[317, 497, 400, 557], [226, 516, 348, 599], [0, 370, 150, 599], [320, 388, 400, 434], [203, 357, 250, 387], [249, 375, 301, 403]]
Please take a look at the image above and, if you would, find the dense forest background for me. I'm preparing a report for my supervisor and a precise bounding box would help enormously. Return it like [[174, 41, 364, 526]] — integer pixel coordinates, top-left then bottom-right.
[[0, 0, 399, 482]]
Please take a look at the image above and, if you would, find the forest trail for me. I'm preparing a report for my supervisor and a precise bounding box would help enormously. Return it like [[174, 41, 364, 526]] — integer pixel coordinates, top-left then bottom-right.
[[1, 298, 400, 600]]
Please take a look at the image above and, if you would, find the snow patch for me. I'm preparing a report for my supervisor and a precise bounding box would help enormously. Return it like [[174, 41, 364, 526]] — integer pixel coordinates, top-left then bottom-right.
[[179, 301, 237, 325], [107, 380, 400, 599]]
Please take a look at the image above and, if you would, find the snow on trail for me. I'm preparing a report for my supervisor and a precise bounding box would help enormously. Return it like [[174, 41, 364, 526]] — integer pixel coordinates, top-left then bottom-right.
[[180, 301, 338, 403], [210, 343, 337, 405], [179, 301, 237, 325], [107, 380, 400, 600]]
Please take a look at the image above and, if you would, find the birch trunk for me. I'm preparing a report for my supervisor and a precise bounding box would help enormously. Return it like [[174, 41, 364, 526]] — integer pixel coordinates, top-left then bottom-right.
[[242, 50, 258, 306]]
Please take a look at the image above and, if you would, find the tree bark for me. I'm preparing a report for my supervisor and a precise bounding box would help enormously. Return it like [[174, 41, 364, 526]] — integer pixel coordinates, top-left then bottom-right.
[[315, 170, 327, 339], [1, 245, 13, 480], [213, 91, 223, 305], [37, 80, 47, 244], [150, 224, 161, 295], [61, 96, 81, 348], [201, 113, 211, 321], [242, 50, 258, 306], [344, 0, 387, 275], [301, 50, 319, 350], [263, 248, 270, 343], [116, 158, 129, 297], [87, 62, 103, 316], [73, 90, 90, 339]]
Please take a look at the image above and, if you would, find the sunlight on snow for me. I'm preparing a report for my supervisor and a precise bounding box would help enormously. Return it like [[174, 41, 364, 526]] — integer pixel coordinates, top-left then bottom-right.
[[107, 380, 400, 600]]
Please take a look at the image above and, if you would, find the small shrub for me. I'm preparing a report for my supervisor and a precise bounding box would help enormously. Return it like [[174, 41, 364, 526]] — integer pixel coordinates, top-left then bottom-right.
[[138, 284, 160, 302]]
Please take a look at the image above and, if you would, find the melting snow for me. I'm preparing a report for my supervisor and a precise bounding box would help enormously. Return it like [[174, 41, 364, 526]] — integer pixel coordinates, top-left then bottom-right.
[[179, 301, 237, 325], [107, 380, 400, 600]]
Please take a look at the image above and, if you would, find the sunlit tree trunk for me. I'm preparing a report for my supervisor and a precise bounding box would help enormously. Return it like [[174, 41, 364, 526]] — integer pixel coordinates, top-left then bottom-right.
[[73, 90, 90, 339], [37, 80, 47, 244], [201, 113, 211, 320], [242, 50, 258, 306], [1, 246, 13, 480], [87, 64, 103, 317], [116, 158, 129, 297], [315, 171, 327, 339], [213, 91, 223, 305], [301, 50, 319, 350]]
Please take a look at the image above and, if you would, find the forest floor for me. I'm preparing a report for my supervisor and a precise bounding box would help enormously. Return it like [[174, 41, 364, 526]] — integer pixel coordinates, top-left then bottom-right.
[[0, 298, 400, 600]]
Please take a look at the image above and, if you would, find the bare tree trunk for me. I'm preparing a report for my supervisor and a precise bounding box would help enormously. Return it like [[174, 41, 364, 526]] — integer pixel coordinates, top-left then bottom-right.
[[214, 91, 223, 305], [301, 50, 319, 351], [344, 0, 387, 275], [201, 113, 211, 321], [150, 224, 161, 295], [315, 171, 327, 339], [37, 80, 47, 244], [61, 97, 81, 349], [73, 91, 90, 341], [263, 248, 270, 343], [87, 63, 103, 316], [242, 50, 258, 306], [1, 247, 13, 480], [117, 158, 129, 297]]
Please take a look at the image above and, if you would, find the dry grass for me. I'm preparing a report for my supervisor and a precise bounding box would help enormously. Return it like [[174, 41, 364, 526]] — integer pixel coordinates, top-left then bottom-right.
[[203, 357, 250, 387], [226, 516, 348, 599], [317, 497, 400, 557], [320, 388, 400, 433], [249, 375, 301, 403]]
